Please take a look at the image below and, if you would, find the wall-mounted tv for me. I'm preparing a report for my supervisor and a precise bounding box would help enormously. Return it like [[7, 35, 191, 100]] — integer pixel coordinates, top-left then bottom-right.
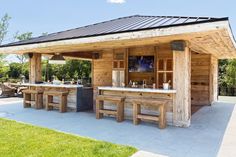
[[128, 56, 154, 72]]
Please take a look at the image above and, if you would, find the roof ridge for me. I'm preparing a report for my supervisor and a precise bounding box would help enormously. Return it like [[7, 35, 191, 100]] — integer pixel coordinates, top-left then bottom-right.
[[132, 15, 223, 19]]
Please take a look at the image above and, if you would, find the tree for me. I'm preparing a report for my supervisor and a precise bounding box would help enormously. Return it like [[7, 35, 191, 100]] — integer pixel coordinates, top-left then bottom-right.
[[41, 59, 91, 82], [0, 13, 11, 63], [223, 59, 236, 88], [218, 59, 228, 87], [0, 13, 11, 45], [14, 32, 33, 64], [0, 14, 11, 82]]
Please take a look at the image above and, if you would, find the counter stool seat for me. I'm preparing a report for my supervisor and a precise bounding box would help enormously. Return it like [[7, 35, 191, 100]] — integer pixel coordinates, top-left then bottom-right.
[[44, 91, 68, 113], [96, 95, 125, 122], [132, 99, 168, 129], [22, 89, 43, 109]]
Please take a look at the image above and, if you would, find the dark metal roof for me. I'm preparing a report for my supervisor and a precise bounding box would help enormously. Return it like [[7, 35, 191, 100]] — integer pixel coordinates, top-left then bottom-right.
[[0, 15, 228, 47]]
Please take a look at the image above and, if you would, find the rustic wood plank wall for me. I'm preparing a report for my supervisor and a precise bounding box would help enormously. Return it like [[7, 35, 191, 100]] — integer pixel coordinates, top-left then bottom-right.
[[92, 50, 113, 106], [92, 50, 113, 87], [191, 52, 211, 106]]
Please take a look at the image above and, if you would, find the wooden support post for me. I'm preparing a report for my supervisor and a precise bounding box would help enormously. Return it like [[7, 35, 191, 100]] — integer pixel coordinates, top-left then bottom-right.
[[173, 41, 191, 127], [117, 101, 124, 122], [35, 93, 43, 109], [60, 95, 67, 113], [23, 93, 31, 108], [46, 95, 53, 111], [209, 55, 218, 104], [29, 53, 42, 83], [159, 104, 166, 129], [133, 102, 141, 125], [96, 100, 104, 119]]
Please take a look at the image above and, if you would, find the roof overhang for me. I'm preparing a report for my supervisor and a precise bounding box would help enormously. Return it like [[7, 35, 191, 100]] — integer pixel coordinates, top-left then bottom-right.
[[0, 20, 235, 59]]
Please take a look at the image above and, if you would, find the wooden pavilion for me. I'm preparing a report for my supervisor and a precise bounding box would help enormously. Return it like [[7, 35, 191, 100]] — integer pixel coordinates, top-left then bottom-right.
[[0, 15, 236, 127]]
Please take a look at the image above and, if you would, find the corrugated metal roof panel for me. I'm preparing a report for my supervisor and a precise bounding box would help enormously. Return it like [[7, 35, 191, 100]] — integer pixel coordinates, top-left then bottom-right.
[[0, 15, 228, 47]]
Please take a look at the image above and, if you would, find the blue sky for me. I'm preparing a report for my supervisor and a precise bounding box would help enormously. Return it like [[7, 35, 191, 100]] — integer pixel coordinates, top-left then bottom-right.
[[0, 0, 236, 50]]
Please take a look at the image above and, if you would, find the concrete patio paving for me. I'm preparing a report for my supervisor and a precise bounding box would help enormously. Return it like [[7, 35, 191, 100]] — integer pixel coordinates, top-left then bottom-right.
[[0, 97, 235, 157]]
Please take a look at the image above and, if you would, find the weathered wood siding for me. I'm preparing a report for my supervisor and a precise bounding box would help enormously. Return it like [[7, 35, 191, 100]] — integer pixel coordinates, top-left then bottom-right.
[[92, 50, 113, 87], [191, 52, 211, 106], [92, 50, 113, 106]]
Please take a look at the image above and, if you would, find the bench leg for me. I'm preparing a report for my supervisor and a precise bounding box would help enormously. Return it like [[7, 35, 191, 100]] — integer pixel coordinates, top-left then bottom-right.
[[23, 93, 31, 108], [133, 103, 141, 125], [35, 94, 43, 109], [96, 100, 103, 119], [117, 101, 124, 122], [60, 95, 67, 113], [159, 105, 166, 129], [46, 95, 53, 111]]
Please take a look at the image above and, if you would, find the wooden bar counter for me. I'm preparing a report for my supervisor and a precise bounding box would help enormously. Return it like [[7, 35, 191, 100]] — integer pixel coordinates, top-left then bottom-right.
[[23, 83, 93, 111], [97, 86, 176, 125]]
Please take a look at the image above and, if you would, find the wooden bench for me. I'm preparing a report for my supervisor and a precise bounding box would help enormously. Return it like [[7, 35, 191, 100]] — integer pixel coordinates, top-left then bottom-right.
[[96, 95, 125, 122], [22, 89, 43, 109], [44, 90, 69, 113], [132, 99, 168, 129]]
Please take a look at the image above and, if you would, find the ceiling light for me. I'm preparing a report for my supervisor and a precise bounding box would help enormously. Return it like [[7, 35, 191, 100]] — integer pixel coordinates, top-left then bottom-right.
[[49, 53, 66, 64]]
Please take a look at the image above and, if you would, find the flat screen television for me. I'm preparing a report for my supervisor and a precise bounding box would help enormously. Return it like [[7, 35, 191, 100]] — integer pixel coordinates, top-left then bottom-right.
[[128, 56, 154, 72]]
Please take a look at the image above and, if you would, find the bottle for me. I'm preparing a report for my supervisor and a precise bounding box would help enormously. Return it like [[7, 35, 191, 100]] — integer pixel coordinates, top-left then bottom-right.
[[153, 83, 156, 89], [129, 80, 132, 87]]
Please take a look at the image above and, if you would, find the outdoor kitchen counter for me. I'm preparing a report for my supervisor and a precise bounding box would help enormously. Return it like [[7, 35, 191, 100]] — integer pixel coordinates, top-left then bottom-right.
[[97, 86, 176, 124], [22, 83, 84, 88], [22, 83, 93, 111], [97, 86, 176, 94]]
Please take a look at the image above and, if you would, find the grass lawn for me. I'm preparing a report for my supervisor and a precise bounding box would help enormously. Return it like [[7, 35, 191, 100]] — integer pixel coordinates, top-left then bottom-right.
[[0, 118, 137, 157]]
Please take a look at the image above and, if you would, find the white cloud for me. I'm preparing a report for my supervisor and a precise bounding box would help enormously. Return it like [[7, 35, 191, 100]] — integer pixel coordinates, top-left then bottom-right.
[[107, 0, 126, 4]]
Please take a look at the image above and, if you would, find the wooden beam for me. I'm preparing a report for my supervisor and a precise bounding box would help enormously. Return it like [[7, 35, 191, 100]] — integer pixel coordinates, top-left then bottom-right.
[[61, 52, 93, 59], [173, 41, 191, 127], [0, 20, 235, 59], [29, 53, 42, 83]]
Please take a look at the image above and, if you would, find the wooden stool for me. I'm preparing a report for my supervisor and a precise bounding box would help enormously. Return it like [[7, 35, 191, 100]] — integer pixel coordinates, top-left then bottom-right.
[[44, 91, 68, 113], [96, 95, 125, 122], [132, 99, 167, 129], [22, 89, 43, 109]]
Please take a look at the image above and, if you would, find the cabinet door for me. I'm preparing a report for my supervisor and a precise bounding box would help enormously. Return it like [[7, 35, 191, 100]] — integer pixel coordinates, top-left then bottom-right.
[[119, 61, 125, 69], [158, 59, 164, 71], [113, 61, 119, 69], [158, 73, 164, 88], [166, 59, 173, 71]]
